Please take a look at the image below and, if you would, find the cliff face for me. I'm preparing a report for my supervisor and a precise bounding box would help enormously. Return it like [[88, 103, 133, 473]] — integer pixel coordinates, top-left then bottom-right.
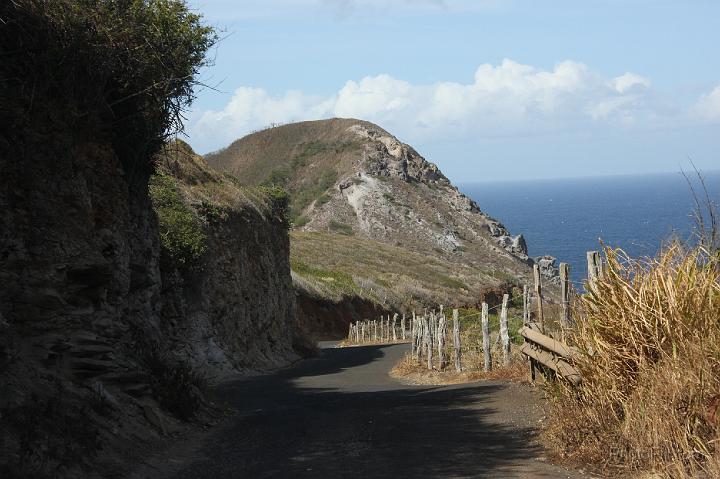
[[154, 140, 303, 374], [0, 135, 301, 474]]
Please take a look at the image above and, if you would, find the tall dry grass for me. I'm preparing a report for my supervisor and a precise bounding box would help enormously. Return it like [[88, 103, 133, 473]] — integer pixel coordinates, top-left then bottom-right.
[[544, 243, 720, 477]]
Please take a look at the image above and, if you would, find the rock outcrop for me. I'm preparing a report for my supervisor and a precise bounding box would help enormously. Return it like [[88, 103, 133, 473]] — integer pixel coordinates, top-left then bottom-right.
[[0, 137, 301, 475]]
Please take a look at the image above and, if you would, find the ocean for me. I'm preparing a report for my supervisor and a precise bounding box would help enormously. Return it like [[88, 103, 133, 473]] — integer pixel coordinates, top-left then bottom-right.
[[460, 171, 720, 285]]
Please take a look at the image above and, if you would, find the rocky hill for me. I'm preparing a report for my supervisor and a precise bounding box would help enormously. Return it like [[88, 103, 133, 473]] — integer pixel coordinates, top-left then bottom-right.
[[207, 119, 558, 334]]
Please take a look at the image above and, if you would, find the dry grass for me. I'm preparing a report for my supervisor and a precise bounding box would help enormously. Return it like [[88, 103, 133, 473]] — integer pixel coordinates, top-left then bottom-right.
[[290, 230, 517, 312], [390, 351, 530, 385], [544, 243, 720, 477]]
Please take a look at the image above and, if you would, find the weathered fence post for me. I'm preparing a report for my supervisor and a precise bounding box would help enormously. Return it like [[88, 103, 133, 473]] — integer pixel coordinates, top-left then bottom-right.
[[482, 302, 491, 372], [560, 262, 572, 328], [587, 251, 602, 288], [356, 321, 360, 343], [500, 294, 510, 366], [425, 316, 433, 370], [392, 313, 398, 342], [533, 264, 545, 333], [416, 317, 423, 360], [401, 314, 406, 340], [522, 284, 529, 324], [453, 308, 461, 372], [437, 312, 446, 370]]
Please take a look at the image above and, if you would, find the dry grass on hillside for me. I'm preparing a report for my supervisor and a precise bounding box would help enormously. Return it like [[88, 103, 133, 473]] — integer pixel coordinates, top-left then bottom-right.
[[544, 243, 720, 478], [290, 230, 512, 311]]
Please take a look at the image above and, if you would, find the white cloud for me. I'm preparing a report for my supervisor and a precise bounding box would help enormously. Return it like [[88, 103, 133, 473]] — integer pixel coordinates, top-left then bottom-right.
[[612, 72, 651, 93], [189, 59, 713, 152], [693, 85, 720, 121]]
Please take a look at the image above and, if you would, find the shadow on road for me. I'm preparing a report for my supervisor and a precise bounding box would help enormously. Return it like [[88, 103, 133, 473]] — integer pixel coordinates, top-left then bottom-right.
[[159, 344, 566, 479]]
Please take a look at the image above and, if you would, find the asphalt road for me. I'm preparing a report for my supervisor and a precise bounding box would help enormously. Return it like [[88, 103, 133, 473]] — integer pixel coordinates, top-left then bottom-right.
[[129, 342, 585, 479]]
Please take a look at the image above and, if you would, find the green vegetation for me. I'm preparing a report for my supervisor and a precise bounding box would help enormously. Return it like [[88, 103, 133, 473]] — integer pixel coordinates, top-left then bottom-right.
[[290, 167, 337, 221], [438, 275, 468, 290], [457, 307, 525, 345], [316, 193, 331, 206], [3, 0, 217, 166], [258, 141, 343, 222], [293, 215, 310, 228], [258, 185, 290, 224], [328, 220, 353, 236], [149, 173, 206, 267], [291, 259, 357, 292]]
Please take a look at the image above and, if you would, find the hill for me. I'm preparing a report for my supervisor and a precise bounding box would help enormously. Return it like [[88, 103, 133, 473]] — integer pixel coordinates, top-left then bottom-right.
[[207, 119, 558, 335]]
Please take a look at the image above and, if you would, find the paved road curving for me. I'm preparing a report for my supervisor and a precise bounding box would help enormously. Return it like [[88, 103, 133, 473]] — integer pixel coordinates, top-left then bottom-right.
[[130, 342, 586, 478]]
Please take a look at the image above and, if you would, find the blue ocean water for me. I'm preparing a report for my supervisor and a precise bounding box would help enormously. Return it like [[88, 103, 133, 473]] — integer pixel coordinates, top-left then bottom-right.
[[460, 171, 720, 285]]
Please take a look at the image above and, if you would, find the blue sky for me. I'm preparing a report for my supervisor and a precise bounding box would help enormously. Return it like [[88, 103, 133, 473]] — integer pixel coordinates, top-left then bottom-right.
[[185, 0, 720, 182]]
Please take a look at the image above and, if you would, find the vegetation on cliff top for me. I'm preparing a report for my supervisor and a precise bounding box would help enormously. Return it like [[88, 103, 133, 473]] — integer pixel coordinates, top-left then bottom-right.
[[1, 0, 216, 169]]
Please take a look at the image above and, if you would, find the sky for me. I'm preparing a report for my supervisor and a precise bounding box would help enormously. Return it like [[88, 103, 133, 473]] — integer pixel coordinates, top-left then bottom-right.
[[184, 0, 720, 183]]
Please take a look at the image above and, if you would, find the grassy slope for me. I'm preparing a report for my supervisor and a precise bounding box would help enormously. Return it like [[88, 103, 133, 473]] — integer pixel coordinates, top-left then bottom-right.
[[206, 119, 365, 222], [291, 231, 518, 311]]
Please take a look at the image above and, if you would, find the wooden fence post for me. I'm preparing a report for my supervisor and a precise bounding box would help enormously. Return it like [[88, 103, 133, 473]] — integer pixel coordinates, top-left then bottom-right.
[[560, 262, 572, 328], [356, 321, 360, 343], [522, 284, 529, 324], [453, 309, 461, 372], [392, 313, 398, 342], [401, 313, 406, 340], [500, 294, 510, 366], [437, 312, 446, 370], [482, 302, 491, 372], [587, 250, 602, 288], [533, 264, 545, 333], [416, 317, 424, 360], [425, 316, 433, 370]]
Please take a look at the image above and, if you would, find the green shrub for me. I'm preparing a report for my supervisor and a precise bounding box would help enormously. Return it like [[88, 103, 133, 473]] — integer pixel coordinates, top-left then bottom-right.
[[438, 275, 468, 290], [149, 173, 206, 266], [316, 193, 331, 206], [293, 215, 310, 228], [328, 220, 353, 236], [1, 0, 216, 169]]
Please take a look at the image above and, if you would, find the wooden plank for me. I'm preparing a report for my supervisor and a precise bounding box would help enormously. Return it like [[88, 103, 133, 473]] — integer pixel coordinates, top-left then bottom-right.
[[519, 327, 578, 359], [453, 308, 461, 372], [500, 294, 510, 366], [482, 302, 491, 372], [519, 343, 581, 385]]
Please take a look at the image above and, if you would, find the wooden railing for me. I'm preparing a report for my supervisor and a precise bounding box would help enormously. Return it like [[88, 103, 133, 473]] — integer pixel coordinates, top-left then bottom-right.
[[518, 249, 606, 386]]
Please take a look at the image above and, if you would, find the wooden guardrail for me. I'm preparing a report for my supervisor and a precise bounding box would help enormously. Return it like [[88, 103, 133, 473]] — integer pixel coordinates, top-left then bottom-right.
[[518, 250, 605, 386], [519, 325, 581, 385]]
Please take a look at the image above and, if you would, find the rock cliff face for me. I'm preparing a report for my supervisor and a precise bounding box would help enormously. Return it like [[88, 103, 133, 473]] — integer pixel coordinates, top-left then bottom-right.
[[0, 134, 301, 474], [154, 140, 303, 374]]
